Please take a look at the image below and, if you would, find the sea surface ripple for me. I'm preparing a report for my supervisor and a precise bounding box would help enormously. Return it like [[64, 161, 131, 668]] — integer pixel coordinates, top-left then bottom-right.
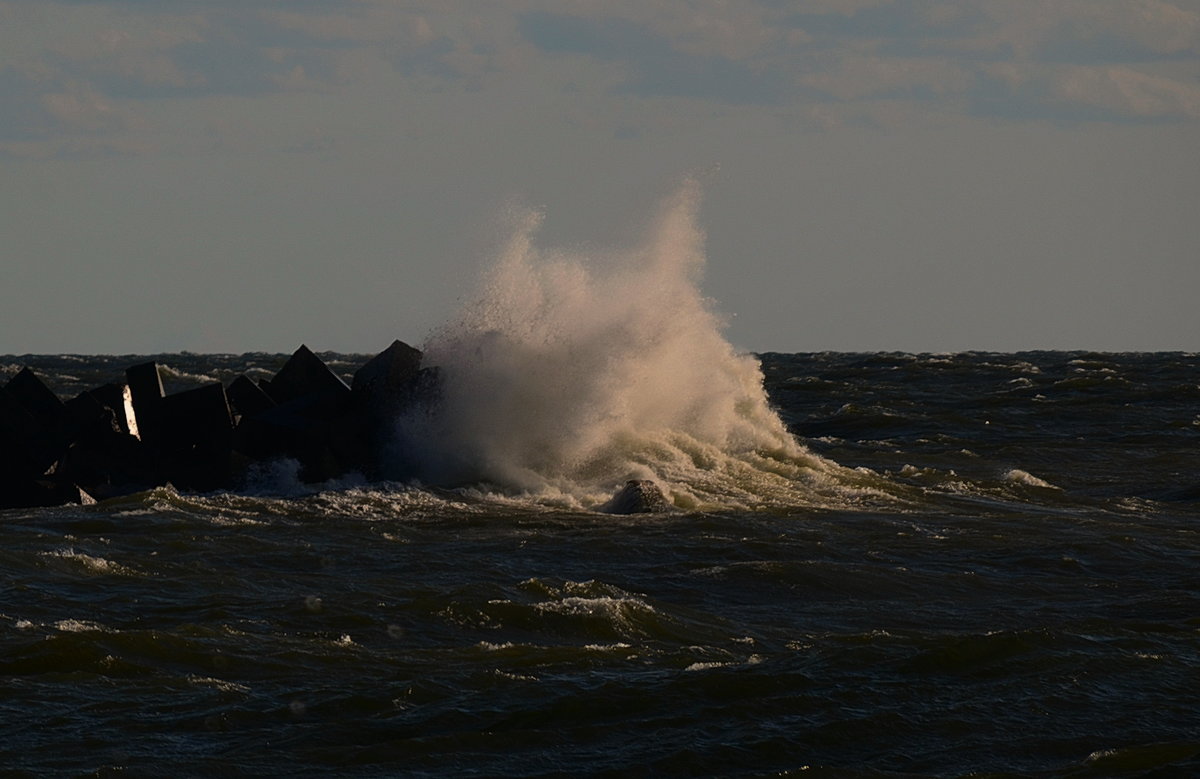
[[1, 351, 1198, 777]]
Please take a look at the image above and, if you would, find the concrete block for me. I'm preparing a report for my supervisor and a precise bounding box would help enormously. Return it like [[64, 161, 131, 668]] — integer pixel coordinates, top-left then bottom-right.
[[155, 383, 235, 491], [0, 479, 97, 510], [4, 368, 66, 427], [126, 362, 164, 443], [231, 391, 366, 483], [0, 387, 63, 481], [0, 387, 41, 446], [267, 345, 350, 405], [52, 431, 157, 500], [352, 340, 422, 402], [65, 391, 122, 437], [227, 375, 276, 419], [87, 383, 138, 438]]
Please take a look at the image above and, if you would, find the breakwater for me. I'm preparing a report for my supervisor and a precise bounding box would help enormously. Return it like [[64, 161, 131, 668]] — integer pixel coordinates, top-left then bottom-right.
[[0, 341, 434, 509]]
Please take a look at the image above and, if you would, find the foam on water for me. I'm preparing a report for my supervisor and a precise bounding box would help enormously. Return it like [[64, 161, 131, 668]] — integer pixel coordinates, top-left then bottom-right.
[[40, 549, 139, 577], [1004, 469, 1058, 489], [394, 181, 863, 510]]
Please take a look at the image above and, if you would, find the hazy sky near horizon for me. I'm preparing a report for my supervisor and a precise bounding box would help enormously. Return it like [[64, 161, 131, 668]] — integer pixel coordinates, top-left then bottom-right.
[[2, 0, 1198, 354]]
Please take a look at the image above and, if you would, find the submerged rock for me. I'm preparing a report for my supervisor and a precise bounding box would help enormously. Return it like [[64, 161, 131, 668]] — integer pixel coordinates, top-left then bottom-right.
[[599, 479, 671, 514]]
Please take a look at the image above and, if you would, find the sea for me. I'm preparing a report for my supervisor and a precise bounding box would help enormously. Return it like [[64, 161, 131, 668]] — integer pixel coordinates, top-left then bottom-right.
[[3, 187, 1198, 777]]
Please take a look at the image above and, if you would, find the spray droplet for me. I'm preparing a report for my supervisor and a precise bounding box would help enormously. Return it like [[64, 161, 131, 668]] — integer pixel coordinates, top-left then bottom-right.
[[395, 179, 827, 509], [304, 595, 323, 613]]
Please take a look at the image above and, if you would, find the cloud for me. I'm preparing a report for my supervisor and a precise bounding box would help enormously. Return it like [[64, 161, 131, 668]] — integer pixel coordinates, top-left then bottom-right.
[[1053, 65, 1200, 119], [0, 68, 54, 141], [1033, 0, 1200, 63], [786, 0, 1200, 121], [40, 82, 123, 129], [2, 0, 1198, 158], [515, 2, 1200, 123], [972, 58, 1200, 123], [785, 2, 987, 43], [0, 64, 142, 146], [800, 54, 975, 101], [282, 133, 335, 154], [518, 10, 789, 104]]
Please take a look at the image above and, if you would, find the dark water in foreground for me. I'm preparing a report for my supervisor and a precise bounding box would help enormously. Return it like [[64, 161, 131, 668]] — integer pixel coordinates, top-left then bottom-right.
[[2, 352, 1198, 777]]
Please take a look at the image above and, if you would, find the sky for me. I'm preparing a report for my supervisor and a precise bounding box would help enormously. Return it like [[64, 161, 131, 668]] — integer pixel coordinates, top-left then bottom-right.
[[2, 0, 1198, 354]]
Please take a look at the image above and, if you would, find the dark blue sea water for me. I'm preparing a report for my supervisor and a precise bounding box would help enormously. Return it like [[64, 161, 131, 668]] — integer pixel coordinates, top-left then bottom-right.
[[2, 351, 1199, 777]]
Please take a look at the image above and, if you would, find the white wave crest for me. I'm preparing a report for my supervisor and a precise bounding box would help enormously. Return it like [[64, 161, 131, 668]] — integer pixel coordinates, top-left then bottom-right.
[[158, 364, 220, 385], [41, 548, 139, 576], [390, 180, 860, 510], [53, 619, 111, 632], [1004, 469, 1059, 489]]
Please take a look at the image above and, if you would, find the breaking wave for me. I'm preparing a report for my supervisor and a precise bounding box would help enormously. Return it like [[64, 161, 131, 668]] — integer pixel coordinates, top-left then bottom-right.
[[392, 180, 872, 510]]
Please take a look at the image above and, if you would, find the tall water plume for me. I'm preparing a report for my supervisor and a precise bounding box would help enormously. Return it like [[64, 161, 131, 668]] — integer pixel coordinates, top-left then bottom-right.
[[394, 180, 848, 509]]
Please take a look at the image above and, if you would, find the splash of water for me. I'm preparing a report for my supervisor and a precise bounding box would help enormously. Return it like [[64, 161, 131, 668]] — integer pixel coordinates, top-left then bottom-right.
[[395, 180, 859, 510]]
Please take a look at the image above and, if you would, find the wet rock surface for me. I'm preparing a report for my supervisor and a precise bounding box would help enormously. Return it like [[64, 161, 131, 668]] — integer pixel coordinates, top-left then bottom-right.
[[599, 479, 671, 514]]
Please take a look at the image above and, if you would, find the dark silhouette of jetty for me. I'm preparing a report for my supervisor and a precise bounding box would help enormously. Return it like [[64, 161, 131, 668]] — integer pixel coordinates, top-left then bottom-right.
[[0, 341, 436, 508]]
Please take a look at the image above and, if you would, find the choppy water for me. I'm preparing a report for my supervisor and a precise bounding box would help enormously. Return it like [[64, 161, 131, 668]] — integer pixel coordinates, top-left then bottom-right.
[[2, 350, 1198, 777]]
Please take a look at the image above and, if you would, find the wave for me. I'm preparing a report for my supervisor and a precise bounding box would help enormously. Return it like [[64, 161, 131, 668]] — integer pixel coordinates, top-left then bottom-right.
[[387, 180, 876, 511]]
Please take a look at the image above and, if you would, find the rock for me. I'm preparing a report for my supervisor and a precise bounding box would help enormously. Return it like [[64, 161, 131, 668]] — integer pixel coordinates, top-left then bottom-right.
[[227, 375, 276, 419], [64, 391, 122, 438], [347, 341, 435, 480], [154, 383, 235, 491], [1, 341, 446, 505], [0, 375, 69, 482], [599, 479, 670, 514], [48, 384, 155, 498], [352, 340, 422, 404], [119, 366, 238, 490], [1, 369, 161, 505], [233, 391, 364, 484], [0, 417, 48, 504], [265, 345, 351, 406], [4, 368, 67, 429], [237, 349, 354, 481], [50, 431, 156, 500], [3, 479, 97, 509], [158, 382, 234, 442], [86, 383, 139, 438], [125, 362, 164, 443]]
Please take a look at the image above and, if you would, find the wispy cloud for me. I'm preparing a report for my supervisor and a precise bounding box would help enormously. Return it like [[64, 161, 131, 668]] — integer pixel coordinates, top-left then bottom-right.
[[2, 0, 1197, 156], [515, 0, 1200, 124], [518, 11, 789, 104]]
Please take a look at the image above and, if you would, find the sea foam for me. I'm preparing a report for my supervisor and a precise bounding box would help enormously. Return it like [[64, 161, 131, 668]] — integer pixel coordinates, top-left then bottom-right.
[[392, 180, 859, 510]]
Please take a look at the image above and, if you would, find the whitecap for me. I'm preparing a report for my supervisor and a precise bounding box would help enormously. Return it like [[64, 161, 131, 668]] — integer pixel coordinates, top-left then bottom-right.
[[53, 619, 110, 632], [41, 548, 139, 576], [685, 661, 734, 671], [1004, 469, 1059, 489], [157, 364, 219, 385], [188, 676, 251, 693]]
